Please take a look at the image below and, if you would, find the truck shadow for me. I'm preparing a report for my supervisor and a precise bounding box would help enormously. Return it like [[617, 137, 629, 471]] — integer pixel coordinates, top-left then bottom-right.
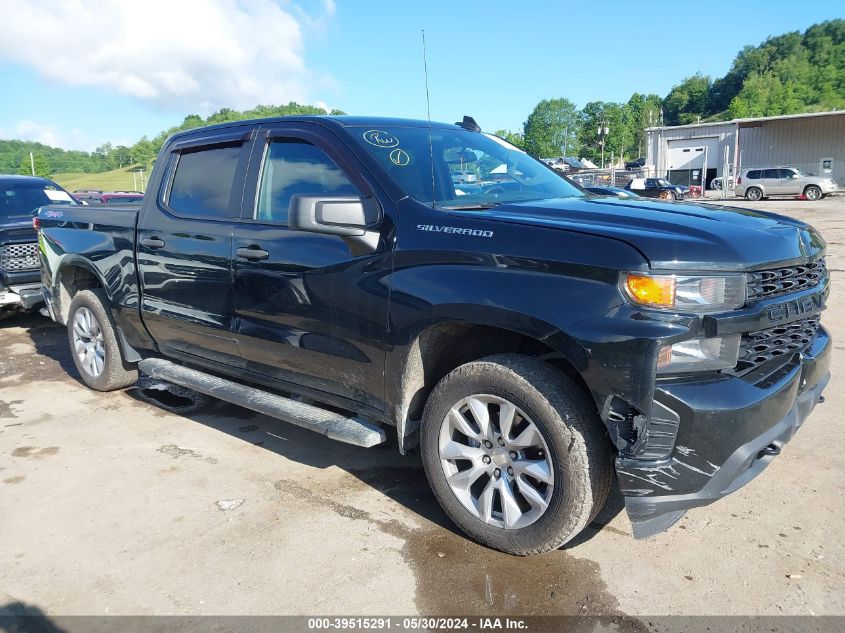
[[123, 381, 625, 547], [0, 602, 68, 633]]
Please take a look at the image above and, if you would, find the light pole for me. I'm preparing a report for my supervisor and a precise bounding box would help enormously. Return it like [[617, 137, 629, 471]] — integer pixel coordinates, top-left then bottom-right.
[[598, 125, 609, 169], [562, 125, 570, 160]]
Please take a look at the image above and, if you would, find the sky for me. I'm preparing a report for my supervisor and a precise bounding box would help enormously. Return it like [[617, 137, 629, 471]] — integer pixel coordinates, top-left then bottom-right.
[[0, 0, 841, 152]]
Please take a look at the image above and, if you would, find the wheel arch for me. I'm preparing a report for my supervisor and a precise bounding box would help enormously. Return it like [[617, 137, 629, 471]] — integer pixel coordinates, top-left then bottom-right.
[[388, 310, 594, 454], [53, 257, 109, 325]]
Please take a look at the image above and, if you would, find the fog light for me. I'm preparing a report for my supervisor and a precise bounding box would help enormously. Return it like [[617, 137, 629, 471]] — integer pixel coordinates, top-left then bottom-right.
[[657, 335, 741, 374]]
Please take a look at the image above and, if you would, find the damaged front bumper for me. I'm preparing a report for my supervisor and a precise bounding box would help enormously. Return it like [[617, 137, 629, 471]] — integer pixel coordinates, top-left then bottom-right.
[[0, 282, 44, 310], [618, 326, 830, 538]]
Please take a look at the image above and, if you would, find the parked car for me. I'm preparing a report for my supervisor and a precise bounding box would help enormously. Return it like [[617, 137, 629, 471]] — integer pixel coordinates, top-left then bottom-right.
[[625, 177, 685, 200], [584, 186, 640, 198], [450, 171, 477, 184], [735, 167, 837, 201], [624, 157, 645, 170], [74, 191, 144, 205], [1, 175, 76, 317], [710, 176, 734, 191], [37, 115, 830, 554]]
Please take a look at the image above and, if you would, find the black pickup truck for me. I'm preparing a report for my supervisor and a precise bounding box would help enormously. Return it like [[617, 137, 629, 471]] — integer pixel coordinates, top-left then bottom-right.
[[1, 175, 77, 317], [36, 115, 830, 554]]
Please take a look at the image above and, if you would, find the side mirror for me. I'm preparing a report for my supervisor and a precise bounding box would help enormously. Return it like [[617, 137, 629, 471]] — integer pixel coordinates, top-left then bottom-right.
[[289, 194, 382, 254]]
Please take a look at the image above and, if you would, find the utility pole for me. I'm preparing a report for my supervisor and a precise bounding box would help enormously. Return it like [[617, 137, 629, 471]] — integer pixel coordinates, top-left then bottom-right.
[[29, 152, 35, 176]]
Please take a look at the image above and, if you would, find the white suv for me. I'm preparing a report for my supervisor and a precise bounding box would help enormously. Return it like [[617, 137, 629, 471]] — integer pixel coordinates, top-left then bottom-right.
[[735, 167, 837, 201]]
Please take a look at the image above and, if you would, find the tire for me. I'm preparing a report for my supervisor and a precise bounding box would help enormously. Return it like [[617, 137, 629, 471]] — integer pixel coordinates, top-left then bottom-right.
[[67, 289, 139, 391], [745, 187, 763, 201], [804, 185, 822, 201], [420, 354, 612, 555], [658, 190, 673, 200]]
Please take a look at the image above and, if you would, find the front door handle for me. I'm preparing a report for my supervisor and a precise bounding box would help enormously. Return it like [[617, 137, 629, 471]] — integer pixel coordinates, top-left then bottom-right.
[[141, 237, 165, 249], [236, 246, 269, 261]]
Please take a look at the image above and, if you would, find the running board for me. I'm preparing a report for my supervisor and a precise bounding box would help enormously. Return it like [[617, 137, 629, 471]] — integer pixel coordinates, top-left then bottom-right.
[[138, 358, 386, 448]]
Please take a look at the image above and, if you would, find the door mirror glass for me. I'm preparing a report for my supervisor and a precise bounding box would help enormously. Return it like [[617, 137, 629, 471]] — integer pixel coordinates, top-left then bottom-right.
[[289, 194, 380, 237]]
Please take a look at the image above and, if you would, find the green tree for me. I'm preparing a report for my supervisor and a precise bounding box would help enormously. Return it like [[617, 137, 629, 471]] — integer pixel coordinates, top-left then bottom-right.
[[131, 138, 156, 165], [663, 74, 712, 124], [522, 98, 579, 158], [493, 129, 525, 148], [18, 154, 51, 177], [113, 146, 132, 168]]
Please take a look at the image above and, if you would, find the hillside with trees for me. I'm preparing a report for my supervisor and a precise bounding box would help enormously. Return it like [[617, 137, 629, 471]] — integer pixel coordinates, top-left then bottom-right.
[[0, 102, 343, 178], [511, 19, 844, 164]]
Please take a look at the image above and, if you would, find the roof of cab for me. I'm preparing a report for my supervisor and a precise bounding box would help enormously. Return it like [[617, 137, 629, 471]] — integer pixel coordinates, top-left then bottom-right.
[[0, 175, 59, 185], [167, 115, 467, 144]]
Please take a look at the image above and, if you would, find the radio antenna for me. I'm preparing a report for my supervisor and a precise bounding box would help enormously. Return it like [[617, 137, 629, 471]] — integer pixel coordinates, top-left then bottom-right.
[[422, 29, 435, 209]]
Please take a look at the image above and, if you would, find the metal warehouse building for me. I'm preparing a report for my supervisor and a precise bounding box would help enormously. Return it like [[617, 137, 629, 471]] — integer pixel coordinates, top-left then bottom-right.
[[645, 110, 845, 189]]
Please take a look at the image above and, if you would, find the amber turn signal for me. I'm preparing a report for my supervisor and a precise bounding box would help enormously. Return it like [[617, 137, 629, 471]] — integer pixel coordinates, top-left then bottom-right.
[[624, 274, 676, 308]]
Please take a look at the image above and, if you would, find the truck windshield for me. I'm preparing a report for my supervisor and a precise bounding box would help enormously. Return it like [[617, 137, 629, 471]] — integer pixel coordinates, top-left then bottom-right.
[[349, 126, 583, 208], [1, 182, 76, 219]]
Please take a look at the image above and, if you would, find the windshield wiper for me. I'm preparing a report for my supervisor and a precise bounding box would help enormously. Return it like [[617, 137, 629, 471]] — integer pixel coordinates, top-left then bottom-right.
[[440, 202, 501, 210]]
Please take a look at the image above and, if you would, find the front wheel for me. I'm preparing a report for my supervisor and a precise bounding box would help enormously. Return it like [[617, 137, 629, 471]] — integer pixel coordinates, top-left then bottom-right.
[[804, 185, 822, 201], [67, 289, 139, 391], [745, 187, 763, 201], [420, 354, 612, 555]]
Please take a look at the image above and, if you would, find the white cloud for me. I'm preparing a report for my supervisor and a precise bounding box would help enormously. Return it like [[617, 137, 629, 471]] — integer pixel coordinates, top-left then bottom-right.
[[0, 0, 336, 112], [0, 121, 96, 151]]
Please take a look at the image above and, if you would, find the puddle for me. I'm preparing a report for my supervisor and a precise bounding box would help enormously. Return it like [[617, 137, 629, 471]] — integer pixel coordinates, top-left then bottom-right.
[[0, 400, 22, 418], [11, 446, 59, 459], [275, 465, 645, 626]]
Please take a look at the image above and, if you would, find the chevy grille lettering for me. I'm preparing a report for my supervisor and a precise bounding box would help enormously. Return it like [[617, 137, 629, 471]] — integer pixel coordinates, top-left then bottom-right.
[[767, 294, 823, 323]]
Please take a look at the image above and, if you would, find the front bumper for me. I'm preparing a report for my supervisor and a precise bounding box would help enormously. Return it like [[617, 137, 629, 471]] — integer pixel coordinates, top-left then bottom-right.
[[619, 326, 831, 538], [0, 282, 44, 310]]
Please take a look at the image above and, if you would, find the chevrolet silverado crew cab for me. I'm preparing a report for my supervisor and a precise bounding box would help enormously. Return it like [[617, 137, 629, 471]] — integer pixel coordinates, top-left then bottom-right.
[[1, 175, 76, 317], [36, 115, 830, 555]]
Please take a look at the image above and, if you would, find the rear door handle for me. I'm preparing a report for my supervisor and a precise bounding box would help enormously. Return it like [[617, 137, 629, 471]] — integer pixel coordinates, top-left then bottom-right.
[[236, 247, 269, 261], [140, 237, 165, 249]]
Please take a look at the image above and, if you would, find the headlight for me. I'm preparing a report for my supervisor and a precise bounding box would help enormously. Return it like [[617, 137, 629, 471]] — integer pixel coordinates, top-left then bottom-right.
[[657, 334, 741, 374], [622, 272, 746, 312]]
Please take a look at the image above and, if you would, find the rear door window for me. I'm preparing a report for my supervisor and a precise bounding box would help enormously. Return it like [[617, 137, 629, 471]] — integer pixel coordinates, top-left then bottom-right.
[[167, 143, 243, 218]]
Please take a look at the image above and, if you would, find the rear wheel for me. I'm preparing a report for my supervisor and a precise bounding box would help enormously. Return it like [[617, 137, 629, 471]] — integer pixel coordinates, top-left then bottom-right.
[[421, 354, 612, 555], [804, 185, 822, 201], [745, 187, 763, 201], [67, 289, 138, 391]]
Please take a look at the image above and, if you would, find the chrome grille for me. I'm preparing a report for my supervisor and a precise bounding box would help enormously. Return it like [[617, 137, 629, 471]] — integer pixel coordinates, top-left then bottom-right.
[[0, 242, 39, 271], [746, 259, 825, 301], [734, 316, 821, 374]]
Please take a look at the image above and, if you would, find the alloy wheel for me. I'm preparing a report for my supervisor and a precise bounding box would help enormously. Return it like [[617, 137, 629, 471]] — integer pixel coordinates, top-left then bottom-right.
[[72, 307, 106, 377], [438, 394, 554, 529]]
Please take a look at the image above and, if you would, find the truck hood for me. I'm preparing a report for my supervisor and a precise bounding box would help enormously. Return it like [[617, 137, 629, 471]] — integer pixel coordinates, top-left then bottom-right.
[[472, 196, 824, 270], [0, 218, 37, 244]]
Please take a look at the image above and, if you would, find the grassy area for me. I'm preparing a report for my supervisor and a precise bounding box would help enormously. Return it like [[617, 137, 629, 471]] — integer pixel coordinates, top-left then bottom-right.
[[50, 164, 150, 192]]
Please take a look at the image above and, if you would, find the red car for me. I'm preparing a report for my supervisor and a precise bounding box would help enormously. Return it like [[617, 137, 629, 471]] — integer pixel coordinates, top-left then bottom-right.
[[73, 190, 143, 205]]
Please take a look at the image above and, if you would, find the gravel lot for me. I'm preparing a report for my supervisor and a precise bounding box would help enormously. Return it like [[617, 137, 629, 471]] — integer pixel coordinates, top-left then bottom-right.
[[1, 195, 843, 619]]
